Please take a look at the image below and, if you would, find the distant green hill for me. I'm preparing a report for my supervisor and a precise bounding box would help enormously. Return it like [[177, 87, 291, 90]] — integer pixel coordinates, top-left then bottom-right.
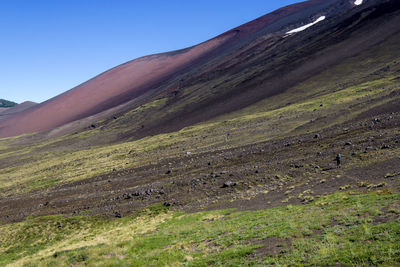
[[0, 99, 17, 108]]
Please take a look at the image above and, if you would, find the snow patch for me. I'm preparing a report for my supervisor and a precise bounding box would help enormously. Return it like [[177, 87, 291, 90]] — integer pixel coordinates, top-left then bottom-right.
[[286, 16, 326, 35], [354, 0, 363, 5]]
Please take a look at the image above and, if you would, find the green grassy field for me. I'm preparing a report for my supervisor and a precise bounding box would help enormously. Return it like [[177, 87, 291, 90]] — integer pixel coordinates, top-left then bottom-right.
[[1, 191, 398, 266]]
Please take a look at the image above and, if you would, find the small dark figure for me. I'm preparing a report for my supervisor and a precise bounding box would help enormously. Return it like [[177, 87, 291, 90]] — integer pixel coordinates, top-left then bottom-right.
[[336, 153, 342, 167]]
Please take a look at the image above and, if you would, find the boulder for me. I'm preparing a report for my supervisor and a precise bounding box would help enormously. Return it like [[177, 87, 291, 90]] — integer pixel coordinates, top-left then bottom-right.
[[222, 181, 237, 188]]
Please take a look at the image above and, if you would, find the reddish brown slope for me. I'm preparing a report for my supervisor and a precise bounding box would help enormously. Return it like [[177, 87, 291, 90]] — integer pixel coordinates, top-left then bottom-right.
[[0, 35, 235, 138], [0, 1, 316, 138], [0, 101, 37, 122]]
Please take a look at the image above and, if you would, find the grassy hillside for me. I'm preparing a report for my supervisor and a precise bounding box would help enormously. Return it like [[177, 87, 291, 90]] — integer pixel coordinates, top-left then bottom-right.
[[1, 192, 399, 266]]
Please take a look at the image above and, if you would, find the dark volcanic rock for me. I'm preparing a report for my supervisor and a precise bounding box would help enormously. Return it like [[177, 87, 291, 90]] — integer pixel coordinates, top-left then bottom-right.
[[222, 181, 237, 188], [211, 172, 221, 178]]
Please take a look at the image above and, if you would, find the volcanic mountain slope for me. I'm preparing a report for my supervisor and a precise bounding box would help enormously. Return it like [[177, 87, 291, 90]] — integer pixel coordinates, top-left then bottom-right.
[[1, 0, 398, 139], [0, 0, 400, 266], [0, 101, 37, 122]]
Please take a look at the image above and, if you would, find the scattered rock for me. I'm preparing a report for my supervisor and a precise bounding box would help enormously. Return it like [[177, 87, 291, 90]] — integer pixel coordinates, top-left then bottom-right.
[[146, 189, 154, 195], [314, 134, 321, 139], [163, 202, 171, 207], [381, 145, 391, 149], [211, 172, 220, 178], [222, 181, 237, 188], [364, 146, 374, 152], [376, 182, 386, 188], [345, 141, 352, 146], [123, 193, 131, 200]]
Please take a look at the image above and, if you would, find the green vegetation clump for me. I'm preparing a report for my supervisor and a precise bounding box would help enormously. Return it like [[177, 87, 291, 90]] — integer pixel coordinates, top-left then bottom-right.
[[0, 99, 17, 108], [1, 192, 399, 266]]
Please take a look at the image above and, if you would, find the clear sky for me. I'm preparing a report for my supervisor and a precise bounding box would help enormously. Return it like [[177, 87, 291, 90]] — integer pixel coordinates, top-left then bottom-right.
[[0, 0, 303, 104]]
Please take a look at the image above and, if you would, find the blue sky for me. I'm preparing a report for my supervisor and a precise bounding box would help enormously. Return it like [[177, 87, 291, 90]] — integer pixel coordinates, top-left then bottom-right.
[[0, 0, 302, 104]]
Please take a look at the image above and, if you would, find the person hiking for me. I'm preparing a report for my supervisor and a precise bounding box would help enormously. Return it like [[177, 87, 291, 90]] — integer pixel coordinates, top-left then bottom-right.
[[336, 153, 342, 167]]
